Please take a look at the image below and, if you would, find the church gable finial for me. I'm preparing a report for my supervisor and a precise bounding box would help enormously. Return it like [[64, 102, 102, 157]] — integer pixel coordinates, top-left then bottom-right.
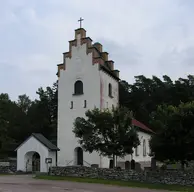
[[78, 17, 84, 28]]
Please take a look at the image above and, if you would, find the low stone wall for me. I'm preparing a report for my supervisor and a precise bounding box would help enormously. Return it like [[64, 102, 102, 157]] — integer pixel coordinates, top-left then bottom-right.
[[0, 161, 16, 173], [50, 166, 194, 186]]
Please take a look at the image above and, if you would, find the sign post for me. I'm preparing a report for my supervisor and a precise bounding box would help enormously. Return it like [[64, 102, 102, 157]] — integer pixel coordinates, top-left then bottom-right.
[[45, 158, 52, 174]]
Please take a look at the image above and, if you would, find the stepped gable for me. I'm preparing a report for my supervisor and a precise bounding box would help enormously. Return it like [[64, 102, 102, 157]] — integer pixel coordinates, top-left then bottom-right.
[[57, 28, 120, 80]]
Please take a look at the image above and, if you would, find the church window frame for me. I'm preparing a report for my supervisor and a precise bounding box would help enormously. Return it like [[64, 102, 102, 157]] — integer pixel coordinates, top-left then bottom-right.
[[73, 80, 84, 95], [143, 139, 146, 156], [84, 100, 87, 108], [108, 83, 113, 98], [70, 101, 73, 109]]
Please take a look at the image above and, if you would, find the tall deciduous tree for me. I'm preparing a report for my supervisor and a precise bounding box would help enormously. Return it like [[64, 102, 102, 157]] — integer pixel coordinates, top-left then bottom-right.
[[73, 106, 140, 167], [0, 93, 15, 157], [150, 101, 194, 168], [0, 109, 8, 154], [27, 81, 58, 141], [120, 75, 194, 131], [17, 94, 32, 114]]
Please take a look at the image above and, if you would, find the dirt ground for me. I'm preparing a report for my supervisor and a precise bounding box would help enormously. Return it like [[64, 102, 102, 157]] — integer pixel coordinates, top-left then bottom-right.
[[0, 175, 170, 192]]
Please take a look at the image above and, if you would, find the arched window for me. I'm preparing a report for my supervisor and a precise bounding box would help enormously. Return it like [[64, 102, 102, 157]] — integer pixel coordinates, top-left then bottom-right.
[[74, 80, 83, 95], [143, 139, 146, 156], [108, 83, 112, 97]]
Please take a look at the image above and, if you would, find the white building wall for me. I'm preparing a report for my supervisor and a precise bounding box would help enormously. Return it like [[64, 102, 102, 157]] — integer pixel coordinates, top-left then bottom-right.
[[16, 136, 49, 172], [99, 71, 119, 167], [57, 29, 151, 168], [117, 131, 152, 168], [57, 42, 103, 167], [48, 151, 57, 168], [133, 131, 151, 162], [100, 70, 119, 109]]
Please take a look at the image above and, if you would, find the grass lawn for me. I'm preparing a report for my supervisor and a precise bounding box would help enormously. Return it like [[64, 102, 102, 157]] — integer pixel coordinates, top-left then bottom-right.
[[0, 173, 13, 175], [36, 175, 194, 191]]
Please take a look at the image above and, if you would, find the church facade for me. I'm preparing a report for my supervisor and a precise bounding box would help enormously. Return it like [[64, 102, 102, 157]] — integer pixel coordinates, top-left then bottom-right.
[[16, 26, 153, 172], [57, 27, 152, 169]]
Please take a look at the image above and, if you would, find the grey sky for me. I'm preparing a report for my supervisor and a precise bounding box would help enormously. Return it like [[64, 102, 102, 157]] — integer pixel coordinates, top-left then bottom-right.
[[0, 0, 194, 100]]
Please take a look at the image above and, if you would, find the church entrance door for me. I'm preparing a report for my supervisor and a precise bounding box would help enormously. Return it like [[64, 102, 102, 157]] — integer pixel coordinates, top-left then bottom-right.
[[74, 147, 83, 165], [32, 152, 40, 172], [25, 151, 41, 172], [125, 161, 130, 169]]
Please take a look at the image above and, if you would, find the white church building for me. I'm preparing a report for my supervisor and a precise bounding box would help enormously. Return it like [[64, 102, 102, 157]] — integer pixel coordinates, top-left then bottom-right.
[[16, 26, 153, 172]]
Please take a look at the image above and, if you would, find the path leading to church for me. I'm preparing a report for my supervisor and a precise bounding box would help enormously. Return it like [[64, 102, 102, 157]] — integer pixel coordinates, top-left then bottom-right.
[[0, 175, 170, 192]]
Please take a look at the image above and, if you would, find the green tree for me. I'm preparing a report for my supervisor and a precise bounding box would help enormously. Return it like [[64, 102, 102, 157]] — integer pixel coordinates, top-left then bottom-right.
[[6, 101, 28, 142], [0, 93, 16, 157], [27, 81, 58, 141], [150, 101, 194, 168], [17, 94, 32, 113], [120, 75, 194, 131], [0, 110, 8, 153], [73, 106, 140, 167]]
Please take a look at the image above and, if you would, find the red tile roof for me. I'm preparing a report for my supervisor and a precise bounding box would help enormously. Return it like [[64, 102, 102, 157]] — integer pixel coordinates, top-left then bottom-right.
[[132, 119, 153, 133]]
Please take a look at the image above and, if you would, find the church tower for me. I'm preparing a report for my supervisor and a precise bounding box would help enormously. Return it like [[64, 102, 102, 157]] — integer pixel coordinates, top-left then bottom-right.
[[57, 24, 120, 167]]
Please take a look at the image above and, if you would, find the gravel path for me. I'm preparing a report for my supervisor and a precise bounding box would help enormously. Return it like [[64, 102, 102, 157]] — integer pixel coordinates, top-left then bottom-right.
[[0, 175, 171, 192]]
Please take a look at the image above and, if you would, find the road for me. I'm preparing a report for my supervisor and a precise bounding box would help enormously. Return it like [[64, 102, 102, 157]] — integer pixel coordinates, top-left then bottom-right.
[[0, 175, 170, 192]]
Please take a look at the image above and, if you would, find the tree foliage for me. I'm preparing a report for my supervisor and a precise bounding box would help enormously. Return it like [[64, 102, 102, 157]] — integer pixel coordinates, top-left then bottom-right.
[[0, 81, 58, 157], [73, 106, 140, 166], [1, 73, 194, 161], [150, 101, 194, 165], [120, 75, 194, 130]]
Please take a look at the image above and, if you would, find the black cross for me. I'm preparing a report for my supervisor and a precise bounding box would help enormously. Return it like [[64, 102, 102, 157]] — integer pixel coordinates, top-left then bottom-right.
[[78, 17, 84, 28]]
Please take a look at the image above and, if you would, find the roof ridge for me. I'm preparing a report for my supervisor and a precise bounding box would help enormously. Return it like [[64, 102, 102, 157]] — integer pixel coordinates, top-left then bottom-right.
[[132, 119, 154, 133], [32, 133, 59, 151]]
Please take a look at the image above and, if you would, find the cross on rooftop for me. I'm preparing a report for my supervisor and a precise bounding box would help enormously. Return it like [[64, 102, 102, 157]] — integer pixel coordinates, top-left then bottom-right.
[[78, 17, 84, 28]]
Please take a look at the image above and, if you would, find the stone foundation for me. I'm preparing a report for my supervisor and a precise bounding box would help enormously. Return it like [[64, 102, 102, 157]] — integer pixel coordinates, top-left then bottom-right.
[[50, 166, 194, 186], [0, 165, 16, 173], [0, 161, 16, 173]]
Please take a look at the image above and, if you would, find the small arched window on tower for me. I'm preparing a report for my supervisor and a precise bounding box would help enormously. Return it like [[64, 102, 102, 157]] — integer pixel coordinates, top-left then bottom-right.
[[108, 83, 113, 97], [74, 80, 83, 95], [84, 100, 87, 108], [70, 101, 73, 109], [143, 139, 146, 156]]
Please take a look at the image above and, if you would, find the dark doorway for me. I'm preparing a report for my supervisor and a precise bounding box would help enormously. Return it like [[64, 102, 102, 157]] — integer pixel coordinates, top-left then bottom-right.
[[131, 159, 135, 170], [151, 157, 156, 170], [32, 152, 40, 172], [109, 159, 114, 168], [75, 147, 83, 165], [125, 161, 130, 169]]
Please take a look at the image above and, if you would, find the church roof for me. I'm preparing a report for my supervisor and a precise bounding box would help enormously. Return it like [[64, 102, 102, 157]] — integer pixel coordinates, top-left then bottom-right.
[[15, 133, 59, 151], [132, 119, 154, 133], [31, 133, 60, 151], [100, 64, 120, 80]]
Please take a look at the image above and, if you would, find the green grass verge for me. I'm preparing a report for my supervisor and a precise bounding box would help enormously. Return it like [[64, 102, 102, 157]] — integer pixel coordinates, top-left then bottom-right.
[[0, 173, 13, 175], [35, 175, 194, 191]]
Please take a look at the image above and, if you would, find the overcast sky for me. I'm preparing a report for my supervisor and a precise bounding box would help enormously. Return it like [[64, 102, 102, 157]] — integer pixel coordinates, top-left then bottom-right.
[[0, 0, 194, 100]]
